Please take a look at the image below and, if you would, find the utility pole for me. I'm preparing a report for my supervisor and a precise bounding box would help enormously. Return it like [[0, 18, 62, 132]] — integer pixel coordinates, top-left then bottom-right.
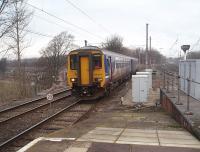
[[145, 23, 149, 68], [149, 36, 151, 66], [137, 48, 141, 64], [84, 40, 87, 46]]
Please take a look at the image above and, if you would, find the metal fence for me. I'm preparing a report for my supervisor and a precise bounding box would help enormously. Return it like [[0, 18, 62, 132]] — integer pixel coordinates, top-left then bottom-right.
[[161, 70, 200, 115]]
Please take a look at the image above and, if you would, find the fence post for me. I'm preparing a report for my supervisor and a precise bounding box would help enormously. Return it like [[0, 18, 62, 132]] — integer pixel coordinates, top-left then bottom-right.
[[163, 70, 166, 89], [166, 75, 169, 92], [176, 75, 182, 105], [171, 74, 174, 91], [185, 63, 193, 115]]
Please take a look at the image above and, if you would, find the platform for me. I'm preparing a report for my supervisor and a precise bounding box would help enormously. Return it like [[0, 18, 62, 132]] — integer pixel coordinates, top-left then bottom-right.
[[18, 80, 200, 152], [160, 89, 200, 140]]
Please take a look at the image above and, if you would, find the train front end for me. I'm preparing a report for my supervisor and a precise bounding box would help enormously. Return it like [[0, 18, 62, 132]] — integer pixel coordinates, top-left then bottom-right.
[[67, 46, 106, 98]]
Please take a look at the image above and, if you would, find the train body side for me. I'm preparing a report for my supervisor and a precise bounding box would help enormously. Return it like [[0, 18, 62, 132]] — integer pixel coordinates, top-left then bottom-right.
[[67, 46, 138, 98], [102, 50, 137, 87]]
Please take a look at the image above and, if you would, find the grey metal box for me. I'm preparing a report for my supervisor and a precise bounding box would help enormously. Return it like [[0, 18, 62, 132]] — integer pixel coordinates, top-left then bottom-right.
[[179, 60, 200, 100], [132, 75, 148, 103]]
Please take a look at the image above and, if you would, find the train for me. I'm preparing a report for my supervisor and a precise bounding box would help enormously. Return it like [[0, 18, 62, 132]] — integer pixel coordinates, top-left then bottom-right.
[[67, 46, 138, 99]]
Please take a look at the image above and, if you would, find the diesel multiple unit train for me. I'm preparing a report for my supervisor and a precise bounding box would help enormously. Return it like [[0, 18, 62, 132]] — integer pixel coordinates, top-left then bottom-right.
[[67, 46, 138, 98]]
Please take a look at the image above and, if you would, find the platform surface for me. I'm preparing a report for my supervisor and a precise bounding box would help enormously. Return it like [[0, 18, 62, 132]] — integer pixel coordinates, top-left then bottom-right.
[[18, 80, 200, 152]]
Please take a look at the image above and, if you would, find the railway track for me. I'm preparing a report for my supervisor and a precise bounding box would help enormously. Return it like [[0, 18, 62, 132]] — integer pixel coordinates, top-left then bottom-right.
[[0, 88, 71, 123], [0, 89, 74, 151], [0, 90, 71, 123], [0, 92, 96, 152]]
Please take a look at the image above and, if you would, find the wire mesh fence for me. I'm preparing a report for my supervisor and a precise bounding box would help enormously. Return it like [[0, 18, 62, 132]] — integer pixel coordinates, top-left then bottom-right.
[[160, 69, 200, 115]]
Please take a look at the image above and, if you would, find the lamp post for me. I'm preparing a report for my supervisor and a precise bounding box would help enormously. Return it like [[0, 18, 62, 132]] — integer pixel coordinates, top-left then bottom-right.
[[181, 45, 190, 60], [181, 45, 193, 115]]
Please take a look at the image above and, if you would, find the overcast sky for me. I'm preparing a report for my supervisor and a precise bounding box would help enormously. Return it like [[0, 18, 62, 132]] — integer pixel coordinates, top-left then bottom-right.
[[20, 0, 200, 58]]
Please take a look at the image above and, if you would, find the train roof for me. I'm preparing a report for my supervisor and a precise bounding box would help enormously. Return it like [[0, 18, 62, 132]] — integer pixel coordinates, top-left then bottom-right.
[[70, 46, 138, 61], [101, 49, 137, 60]]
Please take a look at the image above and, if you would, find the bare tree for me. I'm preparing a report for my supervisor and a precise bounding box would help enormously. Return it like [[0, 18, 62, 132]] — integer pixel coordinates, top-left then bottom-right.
[[0, 0, 22, 39], [6, 0, 32, 96], [40, 31, 74, 86], [101, 35, 123, 53], [0, 1, 13, 39], [0, 0, 8, 13], [0, 58, 7, 77], [187, 51, 200, 59]]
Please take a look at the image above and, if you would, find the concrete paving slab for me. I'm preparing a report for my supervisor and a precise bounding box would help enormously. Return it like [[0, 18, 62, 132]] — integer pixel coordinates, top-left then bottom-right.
[[77, 138, 115, 143], [124, 128, 157, 133], [63, 147, 88, 152], [69, 141, 92, 148], [158, 130, 191, 135], [87, 142, 200, 152], [118, 136, 158, 143], [87, 142, 131, 152], [121, 132, 157, 138], [79, 133, 117, 141], [88, 130, 122, 135], [159, 138, 200, 145], [160, 143, 200, 149], [158, 133, 197, 140], [116, 140, 159, 146], [95, 127, 123, 131], [132, 144, 200, 152]]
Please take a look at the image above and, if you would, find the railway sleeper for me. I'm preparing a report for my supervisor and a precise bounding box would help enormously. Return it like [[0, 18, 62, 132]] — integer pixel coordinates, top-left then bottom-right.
[[41, 125, 65, 131], [61, 112, 84, 117], [52, 120, 74, 125], [53, 118, 76, 122], [68, 110, 88, 113], [53, 119, 77, 123]]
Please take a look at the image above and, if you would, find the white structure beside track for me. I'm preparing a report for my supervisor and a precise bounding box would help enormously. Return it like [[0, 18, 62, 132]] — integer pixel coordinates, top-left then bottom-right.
[[132, 75, 148, 103], [179, 59, 200, 101]]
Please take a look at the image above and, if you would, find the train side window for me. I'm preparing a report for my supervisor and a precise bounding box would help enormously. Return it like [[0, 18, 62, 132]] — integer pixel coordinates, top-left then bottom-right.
[[70, 55, 77, 70], [93, 54, 102, 69], [106, 58, 110, 75]]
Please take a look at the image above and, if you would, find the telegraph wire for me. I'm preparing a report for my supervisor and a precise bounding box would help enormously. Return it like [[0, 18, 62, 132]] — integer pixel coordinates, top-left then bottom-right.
[[191, 38, 200, 51], [0, 30, 52, 58], [169, 38, 178, 51], [168, 38, 179, 57], [25, 2, 103, 40], [25, 28, 96, 44], [33, 14, 89, 38], [33, 14, 69, 31], [24, 29, 54, 38], [64, 0, 111, 34], [25, 29, 92, 45]]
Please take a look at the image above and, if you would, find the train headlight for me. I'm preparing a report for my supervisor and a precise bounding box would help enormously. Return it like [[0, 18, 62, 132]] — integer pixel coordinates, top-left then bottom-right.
[[95, 78, 103, 82], [70, 78, 77, 82]]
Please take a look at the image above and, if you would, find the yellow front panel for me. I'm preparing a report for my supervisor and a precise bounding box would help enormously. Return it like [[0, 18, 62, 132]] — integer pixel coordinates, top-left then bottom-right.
[[80, 57, 89, 85]]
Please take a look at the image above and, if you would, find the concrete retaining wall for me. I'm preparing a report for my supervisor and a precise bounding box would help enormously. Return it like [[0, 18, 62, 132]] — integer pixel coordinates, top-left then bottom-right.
[[160, 89, 200, 140]]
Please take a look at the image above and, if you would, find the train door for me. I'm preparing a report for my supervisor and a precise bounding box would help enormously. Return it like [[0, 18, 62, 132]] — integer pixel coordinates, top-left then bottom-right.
[[80, 56, 89, 85], [109, 56, 112, 81]]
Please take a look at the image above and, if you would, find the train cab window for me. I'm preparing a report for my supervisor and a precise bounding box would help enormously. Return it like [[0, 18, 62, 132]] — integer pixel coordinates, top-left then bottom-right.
[[93, 54, 102, 69], [70, 54, 77, 70]]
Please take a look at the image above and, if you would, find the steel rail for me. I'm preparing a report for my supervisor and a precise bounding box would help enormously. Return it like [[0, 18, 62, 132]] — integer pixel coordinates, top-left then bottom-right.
[[0, 99, 81, 149], [0, 93, 71, 124], [0, 88, 71, 114]]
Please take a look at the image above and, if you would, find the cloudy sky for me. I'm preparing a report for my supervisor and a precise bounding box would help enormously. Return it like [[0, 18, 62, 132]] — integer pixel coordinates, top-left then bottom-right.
[[21, 0, 200, 58]]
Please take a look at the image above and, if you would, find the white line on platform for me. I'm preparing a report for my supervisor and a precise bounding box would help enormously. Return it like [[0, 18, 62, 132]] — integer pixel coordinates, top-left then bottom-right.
[[17, 137, 44, 152], [17, 137, 76, 152]]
